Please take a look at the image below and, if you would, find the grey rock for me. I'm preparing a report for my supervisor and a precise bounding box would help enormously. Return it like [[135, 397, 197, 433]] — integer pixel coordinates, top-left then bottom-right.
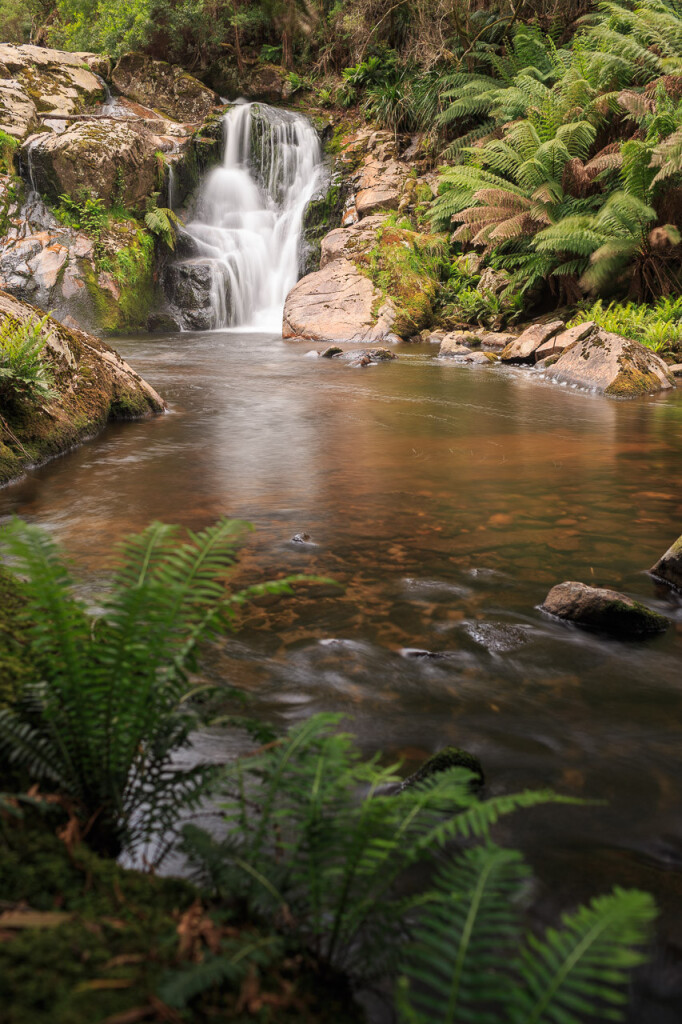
[[544, 329, 674, 397], [501, 320, 564, 363], [650, 534, 682, 590]]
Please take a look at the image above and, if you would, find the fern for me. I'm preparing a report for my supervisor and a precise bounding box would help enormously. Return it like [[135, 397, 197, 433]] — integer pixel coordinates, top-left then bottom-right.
[[0, 516, 301, 860], [145, 192, 181, 249], [398, 850, 656, 1024], [0, 315, 55, 409], [181, 714, 577, 980]]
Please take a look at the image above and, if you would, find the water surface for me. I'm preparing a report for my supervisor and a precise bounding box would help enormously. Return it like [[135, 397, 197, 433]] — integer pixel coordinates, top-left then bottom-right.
[[2, 330, 682, 947]]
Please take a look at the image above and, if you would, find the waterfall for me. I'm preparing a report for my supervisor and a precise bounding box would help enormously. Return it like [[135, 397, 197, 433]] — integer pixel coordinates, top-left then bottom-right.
[[180, 102, 324, 332]]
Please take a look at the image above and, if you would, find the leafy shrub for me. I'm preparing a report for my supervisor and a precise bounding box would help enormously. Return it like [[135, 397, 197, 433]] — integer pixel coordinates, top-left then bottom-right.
[[0, 517, 257, 859], [144, 191, 180, 250], [56, 189, 108, 238], [180, 713, 571, 979], [569, 297, 682, 351], [259, 42, 283, 63], [398, 849, 656, 1024], [0, 315, 55, 409]]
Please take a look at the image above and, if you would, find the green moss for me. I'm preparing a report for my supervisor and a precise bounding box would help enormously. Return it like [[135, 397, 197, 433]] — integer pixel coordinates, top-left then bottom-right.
[[0, 566, 33, 708], [85, 230, 155, 334], [354, 220, 448, 338], [0, 822, 362, 1024]]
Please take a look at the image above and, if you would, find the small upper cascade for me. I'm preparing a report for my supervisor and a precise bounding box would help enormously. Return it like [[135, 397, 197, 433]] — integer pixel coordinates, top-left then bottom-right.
[[180, 101, 325, 331]]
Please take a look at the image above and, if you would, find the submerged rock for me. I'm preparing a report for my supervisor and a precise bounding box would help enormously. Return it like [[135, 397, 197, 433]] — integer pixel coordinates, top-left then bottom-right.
[[401, 747, 485, 791], [111, 52, 218, 122], [650, 535, 682, 591], [347, 348, 397, 367], [0, 290, 164, 485], [545, 330, 674, 397], [541, 581, 669, 636], [321, 345, 343, 358]]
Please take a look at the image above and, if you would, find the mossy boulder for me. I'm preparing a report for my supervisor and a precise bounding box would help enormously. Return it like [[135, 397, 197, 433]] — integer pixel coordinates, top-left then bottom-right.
[[21, 120, 159, 210], [544, 329, 674, 396], [0, 44, 104, 141], [650, 534, 682, 590], [112, 52, 218, 123], [541, 581, 669, 637], [0, 290, 164, 486]]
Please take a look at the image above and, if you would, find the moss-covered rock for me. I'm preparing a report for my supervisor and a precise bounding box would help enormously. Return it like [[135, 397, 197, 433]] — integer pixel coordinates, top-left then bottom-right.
[[20, 120, 160, 211], [0, 290, 164, 486], [541, 581, 669, 636], [545, 329, 674, 397], [401, 747, 485, 790], [111, 52, 218, 123]]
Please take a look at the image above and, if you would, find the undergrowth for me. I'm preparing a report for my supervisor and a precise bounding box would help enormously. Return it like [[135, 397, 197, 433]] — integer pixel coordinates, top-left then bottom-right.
[[569, 298, 682, 353]]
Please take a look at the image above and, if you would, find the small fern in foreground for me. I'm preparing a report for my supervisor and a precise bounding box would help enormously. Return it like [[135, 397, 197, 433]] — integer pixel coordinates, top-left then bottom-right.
[[181, 714, 579, 980], [398, 844, 656, 1024], [0, 315, 55, 409], [0, 517, 259, 859]]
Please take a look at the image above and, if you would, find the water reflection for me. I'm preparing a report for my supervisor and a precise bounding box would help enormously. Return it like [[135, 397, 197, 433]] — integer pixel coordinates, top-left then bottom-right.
[[2, 331, 682, 946]]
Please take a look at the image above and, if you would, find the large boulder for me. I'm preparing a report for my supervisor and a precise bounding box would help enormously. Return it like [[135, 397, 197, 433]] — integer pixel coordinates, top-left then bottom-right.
[[545, 329, 674, 396], [111, 52, 218, 122], [0, 290, 164, 485], [282, 258, 399, 344], [0, 44, 104, 139], [535, 321, 595, 362], [319, 214, 386, 268], [650, 534, 682, 590], [21, 120, 159, 210], [500, 320, 564, 363], [541, 581, 669, 636]]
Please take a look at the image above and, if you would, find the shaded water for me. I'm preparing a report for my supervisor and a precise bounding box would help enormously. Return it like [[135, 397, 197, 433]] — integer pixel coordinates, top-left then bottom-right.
[[2, 331, 682, 958]]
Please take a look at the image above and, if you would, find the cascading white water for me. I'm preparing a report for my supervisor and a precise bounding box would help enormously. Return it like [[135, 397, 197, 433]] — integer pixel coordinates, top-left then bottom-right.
[[182, 101, 324, 331]]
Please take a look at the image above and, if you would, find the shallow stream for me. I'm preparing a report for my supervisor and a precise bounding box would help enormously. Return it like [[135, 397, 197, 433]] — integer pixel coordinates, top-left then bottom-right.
[[2, 331, 682, 968]]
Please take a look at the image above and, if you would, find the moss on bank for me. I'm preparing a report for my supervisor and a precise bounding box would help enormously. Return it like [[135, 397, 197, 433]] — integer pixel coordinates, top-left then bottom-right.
[[0, 821, 362, 1024]]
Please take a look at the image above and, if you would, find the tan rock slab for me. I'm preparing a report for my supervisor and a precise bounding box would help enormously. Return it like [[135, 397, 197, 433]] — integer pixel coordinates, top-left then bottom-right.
[[534, 321, 595, 362], [283, 258, 399, 344], [501, 320, 564, 363], [545, 329, 674, 396]]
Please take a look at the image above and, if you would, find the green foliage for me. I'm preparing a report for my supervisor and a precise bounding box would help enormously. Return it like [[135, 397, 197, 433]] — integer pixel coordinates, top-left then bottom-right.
[[53, 0, 153, 57], [0, 567, 33, 709], [144, 191, 180, 250], [0, 516, 254, 859], [568, 296, 682, 350], [0, 315, 55, 410], [0, 129, 18, 175], [398, 844, 656, 1024], [181, 713, 577, 980], [55, 189, 108, 238]]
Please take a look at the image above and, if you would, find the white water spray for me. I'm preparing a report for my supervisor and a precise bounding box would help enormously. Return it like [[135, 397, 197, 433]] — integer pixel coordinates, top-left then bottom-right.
[[181, 102, 324, 331]]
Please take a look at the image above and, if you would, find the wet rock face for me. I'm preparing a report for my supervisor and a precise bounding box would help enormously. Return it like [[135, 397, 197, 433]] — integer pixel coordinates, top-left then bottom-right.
[[111, 52, 218, 123], [650, 535, 682, 590], [541, 581, 669, 636], [0, 44, 104, 140], [163, 260, 220, 330], [544, 329, 674, 396], [21, 120, 159, 210]]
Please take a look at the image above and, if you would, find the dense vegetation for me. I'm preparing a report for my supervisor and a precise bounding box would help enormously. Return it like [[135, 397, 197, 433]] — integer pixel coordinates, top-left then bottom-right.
[[0, 519, 660, 1022]]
